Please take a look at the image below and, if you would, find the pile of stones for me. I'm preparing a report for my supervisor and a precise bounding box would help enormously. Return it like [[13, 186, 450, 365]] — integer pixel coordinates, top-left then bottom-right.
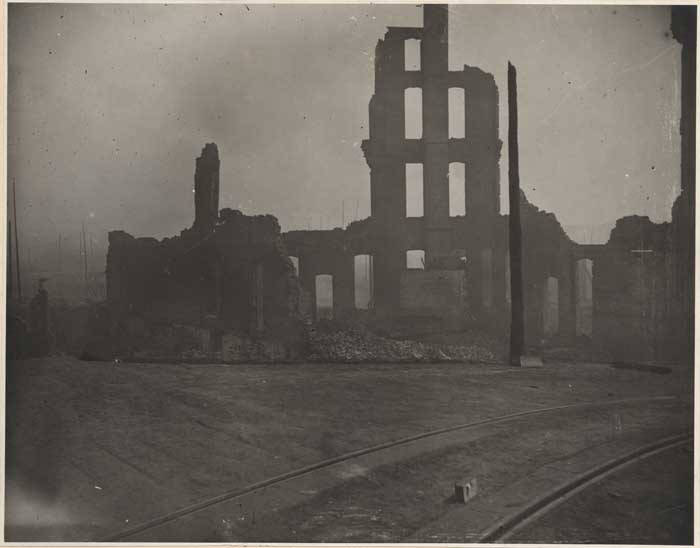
[[306, 325, 497, 363]]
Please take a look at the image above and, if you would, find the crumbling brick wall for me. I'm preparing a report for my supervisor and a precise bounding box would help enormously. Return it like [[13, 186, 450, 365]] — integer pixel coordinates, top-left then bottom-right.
[[106, 208, 301, 359], [213, 208, 300, 333], [516, 190, 578, 346], [104, 142, 303, 361], [593, 216, 675, 363]]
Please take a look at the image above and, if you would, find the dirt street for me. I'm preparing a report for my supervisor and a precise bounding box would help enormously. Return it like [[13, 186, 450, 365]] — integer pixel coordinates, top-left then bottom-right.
[[5, 356, 692, 541]]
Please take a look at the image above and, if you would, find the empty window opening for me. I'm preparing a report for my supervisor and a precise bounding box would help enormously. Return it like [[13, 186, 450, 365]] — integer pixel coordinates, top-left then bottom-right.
[[405, 39, 421, 71], [406, 163, 424, 217], [449, 162, 466, 217], [405, 88, 422, 139], [289, 256, 299, 276], [406, 249, 425, 270], [315, 274, 333, 320], [543, 276, 560, 338], [354, 254, 373, 309], [481, 248, 493, 308], [576, 259, 593, 337], [449, 87, 465, 139]]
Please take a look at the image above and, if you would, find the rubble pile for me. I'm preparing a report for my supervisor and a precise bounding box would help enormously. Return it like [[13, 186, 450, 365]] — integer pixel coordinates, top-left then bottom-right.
[[306, 324, 498, 363]]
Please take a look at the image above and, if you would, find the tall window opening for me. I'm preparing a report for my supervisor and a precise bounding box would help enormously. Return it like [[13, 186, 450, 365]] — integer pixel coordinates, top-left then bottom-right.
[[449, 162, 466, 216], [405, 39, 421, 71], [406, 163, 424, 217], [354, 254, 373, 309], [449, 87, 465, 138], [543, 276, 560, 337], [315, 274, 333, 320], [405, 88, 422, 139]]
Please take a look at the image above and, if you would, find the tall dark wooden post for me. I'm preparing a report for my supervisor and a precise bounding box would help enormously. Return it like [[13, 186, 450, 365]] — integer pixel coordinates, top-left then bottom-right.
[[508, 62, 524, 365], [7, 220, 12, 299], [13, 178, 22, 301]]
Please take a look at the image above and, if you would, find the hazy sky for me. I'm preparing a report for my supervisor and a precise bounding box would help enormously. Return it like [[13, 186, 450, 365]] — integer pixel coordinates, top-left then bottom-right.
[[8, 3, 682, 260]]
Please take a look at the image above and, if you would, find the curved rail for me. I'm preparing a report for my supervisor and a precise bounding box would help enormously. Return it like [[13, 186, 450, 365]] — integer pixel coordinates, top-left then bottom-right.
[[102, 395, 681, 541], [478, 432, 692, 543]]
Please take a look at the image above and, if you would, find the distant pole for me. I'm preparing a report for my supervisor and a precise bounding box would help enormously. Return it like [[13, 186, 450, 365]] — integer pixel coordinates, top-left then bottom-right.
[[355, 200, 359, 221], [342, 201, 345, 227], [508, 62, 524, 365], [79, 230, 84, 296], [57, 232, 62, 296], [89, 231, 94, 269], [12, 178, 21, 300]]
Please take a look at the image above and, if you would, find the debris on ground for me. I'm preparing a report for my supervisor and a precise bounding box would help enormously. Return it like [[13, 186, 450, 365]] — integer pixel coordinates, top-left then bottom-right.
[[306, 324, 498, 363]]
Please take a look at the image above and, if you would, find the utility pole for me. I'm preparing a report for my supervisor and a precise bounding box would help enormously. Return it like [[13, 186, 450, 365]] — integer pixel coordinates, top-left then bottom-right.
[[342, 200, 345, 227], [12, 178, 21, 300], [7, 221, 12, 299], [508, 62, 524, 366], [369, 255, 374, 309]]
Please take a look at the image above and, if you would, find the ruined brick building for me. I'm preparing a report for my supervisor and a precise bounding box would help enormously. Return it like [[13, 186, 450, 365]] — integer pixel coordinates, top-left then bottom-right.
[[106, 144, 302, 360], [282, 4, 694, 363], [106, 5, 693, 364], [286, 6, 504, 326]]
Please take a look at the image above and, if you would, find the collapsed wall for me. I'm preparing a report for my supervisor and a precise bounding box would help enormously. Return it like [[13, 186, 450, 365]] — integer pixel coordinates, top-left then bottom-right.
[[100, 5, 691, 366], [514, 191, 579, 347], [281, 4, 690, 365], [105, 145, 303, 362], [592, 216, 676, 363]]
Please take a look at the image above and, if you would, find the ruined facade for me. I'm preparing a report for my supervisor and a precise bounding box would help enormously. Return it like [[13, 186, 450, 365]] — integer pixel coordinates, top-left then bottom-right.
[[104, 6, 693, 365], [282, 4, 693, 364], [284, 5, 521, 335], [360, 6, 501, 311], [285, 6, 504, 323], [586, 216, 674, 363], [670, 6, 696, 363]]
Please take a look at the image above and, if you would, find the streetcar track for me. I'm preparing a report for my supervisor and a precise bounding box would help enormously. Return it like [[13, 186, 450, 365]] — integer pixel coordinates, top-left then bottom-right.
[[101, 395, 682, 541], [478, 432, 692, 543]]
